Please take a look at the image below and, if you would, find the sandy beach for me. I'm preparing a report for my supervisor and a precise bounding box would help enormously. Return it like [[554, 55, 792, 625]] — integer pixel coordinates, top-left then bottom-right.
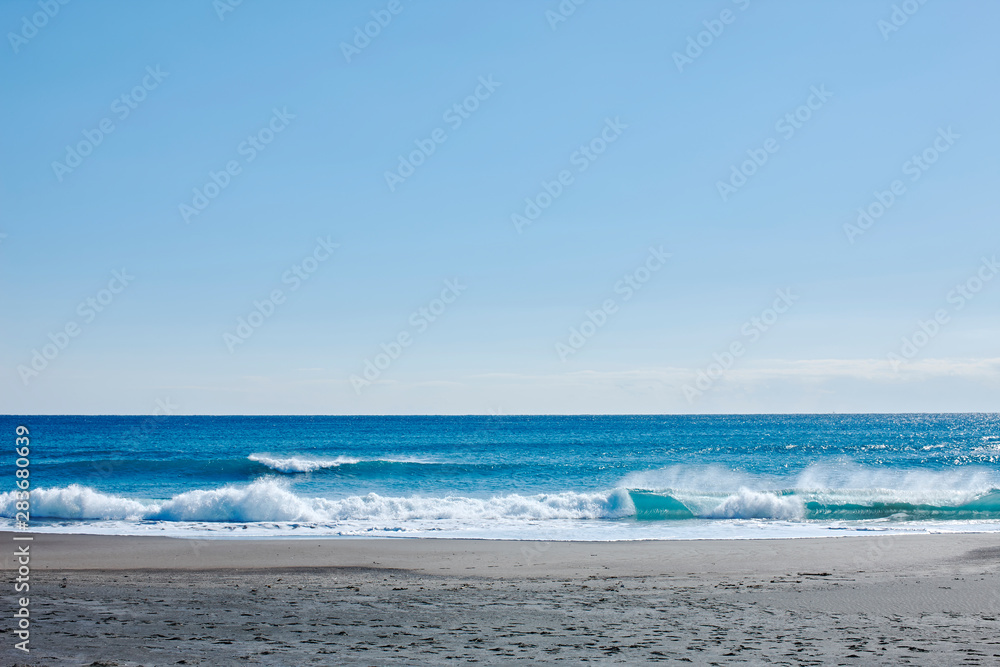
[[2, 531, 998, 665]]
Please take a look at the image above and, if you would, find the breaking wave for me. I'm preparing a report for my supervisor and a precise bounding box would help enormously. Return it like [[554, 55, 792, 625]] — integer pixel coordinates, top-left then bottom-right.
[[623, 464, 1000, 521], [3, 471, 1000, 525], [0, 480, 635, 523], [246, 453, 433, 473]]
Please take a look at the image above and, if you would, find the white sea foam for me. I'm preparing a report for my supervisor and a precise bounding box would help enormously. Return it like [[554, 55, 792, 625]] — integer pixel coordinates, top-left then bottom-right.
[[0, 480, 635, 524], [247, 454, 362, 473], [154, 481, 326, 522], [4, 464, 1000, 535], [702, 488, 803, 520], [317, 488, 635, 522], [15, 484, 151, 521], [247, 453, 432, 473]]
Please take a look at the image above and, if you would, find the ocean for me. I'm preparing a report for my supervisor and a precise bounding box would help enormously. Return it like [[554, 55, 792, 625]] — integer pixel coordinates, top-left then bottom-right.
[[3, 414, 999, 541]]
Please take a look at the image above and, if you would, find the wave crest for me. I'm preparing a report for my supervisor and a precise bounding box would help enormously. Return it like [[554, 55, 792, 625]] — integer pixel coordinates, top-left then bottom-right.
[[247, 453, 434, 473], [0, 481, 634, 523], [247, 454, 361, 473], [704, 488, 804, 520], [5, 476, 1000, 526], [14, 484, 151, 521]]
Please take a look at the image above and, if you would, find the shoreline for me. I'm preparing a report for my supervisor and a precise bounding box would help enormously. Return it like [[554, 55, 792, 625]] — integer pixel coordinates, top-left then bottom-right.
[[11, 530, 1000, 575], [14, 514, 1000, 543]]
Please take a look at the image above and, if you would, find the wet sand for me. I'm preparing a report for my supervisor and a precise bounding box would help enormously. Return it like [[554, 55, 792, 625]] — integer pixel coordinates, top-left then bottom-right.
[[4, 532, 1000, 665]]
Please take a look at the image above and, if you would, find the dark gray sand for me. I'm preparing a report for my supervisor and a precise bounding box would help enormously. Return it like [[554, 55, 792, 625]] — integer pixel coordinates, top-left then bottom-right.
[[4, 532, 1000, 665]]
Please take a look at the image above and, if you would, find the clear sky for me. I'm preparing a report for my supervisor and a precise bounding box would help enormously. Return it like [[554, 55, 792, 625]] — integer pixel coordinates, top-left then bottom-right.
[[2, 0, 998, 415]]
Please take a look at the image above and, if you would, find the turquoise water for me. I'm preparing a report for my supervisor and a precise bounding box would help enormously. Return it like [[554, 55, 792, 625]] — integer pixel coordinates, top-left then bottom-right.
[[2, 414, 999, 540]]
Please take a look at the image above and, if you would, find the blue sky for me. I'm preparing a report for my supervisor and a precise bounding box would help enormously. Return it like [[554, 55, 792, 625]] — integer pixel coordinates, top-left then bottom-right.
[[2, 0, 998, 414]]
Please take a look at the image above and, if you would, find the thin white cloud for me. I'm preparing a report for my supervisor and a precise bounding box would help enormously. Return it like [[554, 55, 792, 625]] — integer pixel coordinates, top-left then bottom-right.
[[470, 359, 1000, 386]]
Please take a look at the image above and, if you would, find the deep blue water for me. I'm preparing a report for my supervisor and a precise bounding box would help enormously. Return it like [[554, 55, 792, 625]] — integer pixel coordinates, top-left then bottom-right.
[[2, 414, 999, 539]]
